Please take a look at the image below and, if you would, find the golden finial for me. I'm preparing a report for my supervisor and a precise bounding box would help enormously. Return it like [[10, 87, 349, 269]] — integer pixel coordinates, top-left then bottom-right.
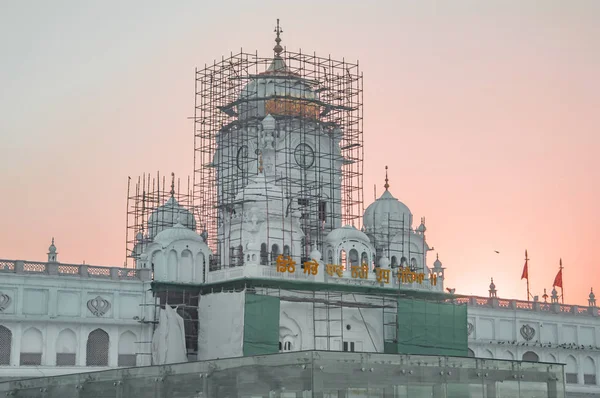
[[258, 152, 264, 173], [273, 19, 283, 55], [170, 172, 175, 196], [384, 165, 389, 190]]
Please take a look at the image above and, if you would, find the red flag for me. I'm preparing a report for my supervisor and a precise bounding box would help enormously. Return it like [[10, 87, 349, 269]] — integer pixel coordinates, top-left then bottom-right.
[[553, 259, 563, 288], [521, 250, 529, 280]]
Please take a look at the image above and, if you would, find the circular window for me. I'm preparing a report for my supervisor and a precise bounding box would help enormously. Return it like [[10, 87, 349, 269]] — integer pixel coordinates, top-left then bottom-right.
[[294, 143, 315, 169]]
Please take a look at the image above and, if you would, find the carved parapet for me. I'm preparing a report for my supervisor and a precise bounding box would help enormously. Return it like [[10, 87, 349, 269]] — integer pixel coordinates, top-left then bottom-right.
[[110, 268, 120, 280], [15, 260, 24, 274]]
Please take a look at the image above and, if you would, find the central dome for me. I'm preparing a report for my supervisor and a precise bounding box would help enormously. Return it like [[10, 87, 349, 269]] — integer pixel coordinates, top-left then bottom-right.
[[237, 56, 319, 120]]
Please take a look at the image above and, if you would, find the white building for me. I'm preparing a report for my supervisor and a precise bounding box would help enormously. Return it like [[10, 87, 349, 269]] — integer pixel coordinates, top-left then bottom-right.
[[1, 24, 598, 398]]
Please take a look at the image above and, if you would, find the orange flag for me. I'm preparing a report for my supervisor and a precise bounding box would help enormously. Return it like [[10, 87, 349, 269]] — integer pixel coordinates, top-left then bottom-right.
[[553, 259, 563, 288], [521, 250, 529, 280]]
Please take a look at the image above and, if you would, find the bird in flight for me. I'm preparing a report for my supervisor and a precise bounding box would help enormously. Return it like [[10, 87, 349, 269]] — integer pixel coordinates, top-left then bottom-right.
[[494, 251, 500, 254]]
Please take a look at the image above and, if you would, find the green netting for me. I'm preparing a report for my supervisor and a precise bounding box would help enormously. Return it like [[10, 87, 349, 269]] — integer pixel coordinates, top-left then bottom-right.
[[243, 294, 281, 356], [396, 298, 468, 357]]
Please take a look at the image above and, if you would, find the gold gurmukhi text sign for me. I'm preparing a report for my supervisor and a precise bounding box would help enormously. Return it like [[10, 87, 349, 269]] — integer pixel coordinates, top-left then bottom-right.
[[275, 256, 437, 286]]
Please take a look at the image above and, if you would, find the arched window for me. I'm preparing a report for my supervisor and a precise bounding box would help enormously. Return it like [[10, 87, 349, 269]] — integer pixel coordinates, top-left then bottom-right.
[[86, 329, 109, 366], [340, 250, 347, 269], [271, 244, 280, 263], [565, 355, 578, 384], [260, 244, 268, 265], [278, 341, 282, 351], [467, 348, 475, 358], [349, 249, 359, 266], [361, 252, 368, 266], [167, 250, 177, 280], [283, 341, 292, 351], [584, 357, 597, 385], [180, 249, 193, 281], [522, 351, 539, 362], [391, 256, 398, 268], [283, 245, 290, 257], [0, 326, 12, 365], [328, 250, 333, 264], [56, 329, 77, 366], [21, 327, 43, 365], [118, 331, 137, 367], [237, 245, 244, 266], [410, 257, 417, 271], [400, 257, 408, 267]]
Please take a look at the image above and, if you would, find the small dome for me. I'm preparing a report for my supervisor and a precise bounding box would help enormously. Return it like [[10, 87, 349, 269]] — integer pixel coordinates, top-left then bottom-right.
[[363, 190, 413, 234], [325, 225, 371, 245], [48, 238, 57, 254], [433, 254, 443, 269], [148, 196, 196, 239], [309, 248, 322, 261], [489, 278, 496, 290], [153, 223, 205, 247], [379, 256, 390, 269], [590, 288, 595, 300], [416, 221, 426, 234]]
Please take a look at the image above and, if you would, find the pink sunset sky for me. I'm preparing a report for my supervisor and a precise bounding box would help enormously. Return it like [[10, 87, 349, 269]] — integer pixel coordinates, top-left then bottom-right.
[[1, 1, 598, 305]]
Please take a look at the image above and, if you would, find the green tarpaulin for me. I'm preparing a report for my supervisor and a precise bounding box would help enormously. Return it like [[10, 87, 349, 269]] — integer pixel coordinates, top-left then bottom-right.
[[243, 294, 281, 356], [391, 298, 468, 357]]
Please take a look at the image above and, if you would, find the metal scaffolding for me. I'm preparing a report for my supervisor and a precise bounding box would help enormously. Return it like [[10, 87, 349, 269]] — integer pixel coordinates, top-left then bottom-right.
[[193, 48, 363, 268], [125, 172, 199, 268]]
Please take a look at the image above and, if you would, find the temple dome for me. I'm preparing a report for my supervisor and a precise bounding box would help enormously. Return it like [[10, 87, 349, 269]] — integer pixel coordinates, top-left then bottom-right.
[[363, 189, 413, 234], [325, 225, 371, 245], [237, 56, 319, 120], [148, 196, 197, 239], [153, 223, 204, 247]]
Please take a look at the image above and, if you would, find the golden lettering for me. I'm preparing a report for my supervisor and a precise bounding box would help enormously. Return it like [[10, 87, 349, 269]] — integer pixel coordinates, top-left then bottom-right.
[[326, 264, 335, 276], [429, 272, 437, 286], [276, 255, 296, 273], [303, 259, 319, 275], [376, 268, 391, 284]]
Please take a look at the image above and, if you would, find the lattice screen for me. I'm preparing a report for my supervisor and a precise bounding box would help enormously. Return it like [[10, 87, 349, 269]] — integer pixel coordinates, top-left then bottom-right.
[[0, 326, 11, 365], [86, 329, 109, 366], [56, 353, 76, 366]]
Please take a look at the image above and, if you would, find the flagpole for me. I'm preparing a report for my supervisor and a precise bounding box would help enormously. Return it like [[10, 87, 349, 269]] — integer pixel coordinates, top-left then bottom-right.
[[526, 251, 530, 301], [560, 258, 564, 304]]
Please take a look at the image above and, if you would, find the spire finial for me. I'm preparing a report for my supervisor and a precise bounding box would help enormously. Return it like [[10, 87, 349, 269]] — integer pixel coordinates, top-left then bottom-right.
[[384, 165, 389, 190], [170, 172, 175, 196], [273, 19, 283, 55], [436, 253, 439, 260], [258, 152, 264, 173], [51, 237, 54, 245]]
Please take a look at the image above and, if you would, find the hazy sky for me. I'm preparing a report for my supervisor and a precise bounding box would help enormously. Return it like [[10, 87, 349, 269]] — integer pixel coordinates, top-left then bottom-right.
[[1, 1, 598, 305]]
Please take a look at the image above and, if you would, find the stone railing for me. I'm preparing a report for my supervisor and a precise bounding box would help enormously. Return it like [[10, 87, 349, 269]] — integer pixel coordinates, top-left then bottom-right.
[[458, 295, 599, 317], [0, 259, 151, 282]]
